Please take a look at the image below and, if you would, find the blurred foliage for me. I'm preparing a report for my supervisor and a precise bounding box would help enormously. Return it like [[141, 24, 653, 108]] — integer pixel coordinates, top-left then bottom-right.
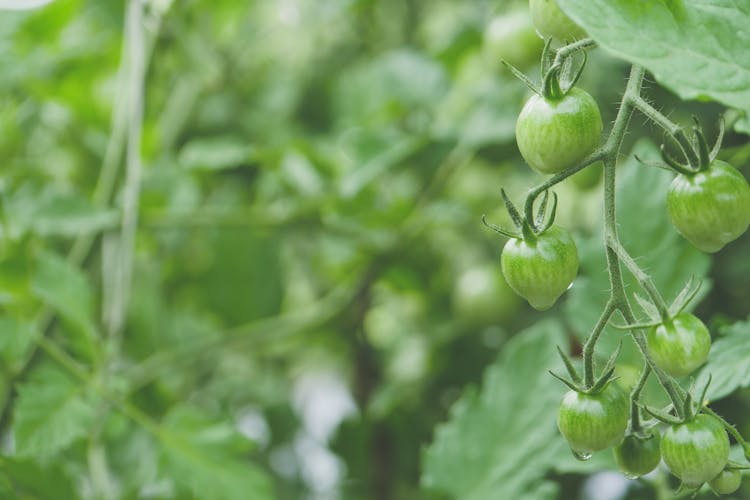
[[0, 0, 748, 499]]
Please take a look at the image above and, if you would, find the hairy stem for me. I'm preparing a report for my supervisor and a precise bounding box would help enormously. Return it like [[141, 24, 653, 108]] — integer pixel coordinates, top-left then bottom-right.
[[629, 363, 651, 432], [582, 301, 617, 388]]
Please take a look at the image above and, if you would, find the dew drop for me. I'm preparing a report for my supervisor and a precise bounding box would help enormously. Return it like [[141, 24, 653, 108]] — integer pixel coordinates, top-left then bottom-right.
[[571, 449, 592, 461], [624, 473, 639, 480]]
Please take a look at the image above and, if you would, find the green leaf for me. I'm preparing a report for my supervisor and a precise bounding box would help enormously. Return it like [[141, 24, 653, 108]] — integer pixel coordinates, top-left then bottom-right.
[[160, 404, 274, 500], [0, 456, 78, 499], [31, 250, 97, 357], [695, 319, 750, 401], [422, 320, 608, 499], [13, 365, 95, 460], [557, 0, 750, 110], [0, 318, 36, 372]]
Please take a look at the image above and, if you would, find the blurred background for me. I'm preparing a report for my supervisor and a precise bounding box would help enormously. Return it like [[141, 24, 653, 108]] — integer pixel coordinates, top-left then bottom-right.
[[0, 0, 749, 499]]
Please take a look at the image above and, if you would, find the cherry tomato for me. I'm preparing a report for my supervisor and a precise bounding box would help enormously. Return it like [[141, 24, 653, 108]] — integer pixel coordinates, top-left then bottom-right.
[[613, 432, 661, 479], [528, 0, 587, 40], [557, 382, 629, 456], [515, 88, 602, 175], [501, 226, 578, 310], [646, 312, 711, 378], [709, 468, 742, 495], [667, 160, 750, 253], [661, 414, 729, 488], [452, 265, 520, 326], [484, 9, 544, 70]]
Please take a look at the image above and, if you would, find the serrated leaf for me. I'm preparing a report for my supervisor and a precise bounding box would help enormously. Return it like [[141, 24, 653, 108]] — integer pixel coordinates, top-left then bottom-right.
[[695, 319, 750, 401], [422, 320, 608, 499], [13, 365, 95, 460], [160, 405, 274, 500], [31, 250, 97, 357], [557, 0, 750, 111]]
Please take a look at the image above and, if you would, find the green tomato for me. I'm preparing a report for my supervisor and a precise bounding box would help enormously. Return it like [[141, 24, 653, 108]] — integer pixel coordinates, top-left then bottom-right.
[[452, 265, 520, 326], [557, 383, 629, 456], [529, 0, 587, 40], [667, 160, 750, 253], [569, 162, 602, 191], [500, 226, 578, 310], [516, 88, 602, 175], [646, 313, 711, 378], [709, 468, 742, 495], [661, 414, 729, 488], [613, 432, 662, 479], [483, 10, 544, 69]]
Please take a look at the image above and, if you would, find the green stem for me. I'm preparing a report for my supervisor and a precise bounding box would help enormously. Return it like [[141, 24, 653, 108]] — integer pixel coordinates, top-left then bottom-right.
[[629, 95, 697, 167], [629, 363, 651, 432], [609, 241, 671, 321], [582, 301, 616, 388], [553, 38, 597, 67], [522, 149, 605, 227]]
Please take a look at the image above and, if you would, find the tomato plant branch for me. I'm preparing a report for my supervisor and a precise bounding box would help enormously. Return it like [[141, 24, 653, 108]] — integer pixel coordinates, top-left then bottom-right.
[[609, 241, 671, 320], [629, 363, 651, 432], [582, 300, 617, 388], [552, 38, 597, 67]]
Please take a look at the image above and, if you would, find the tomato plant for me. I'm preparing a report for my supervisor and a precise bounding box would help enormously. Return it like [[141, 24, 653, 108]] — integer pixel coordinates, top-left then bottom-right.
[[661, 414, 730, 488]]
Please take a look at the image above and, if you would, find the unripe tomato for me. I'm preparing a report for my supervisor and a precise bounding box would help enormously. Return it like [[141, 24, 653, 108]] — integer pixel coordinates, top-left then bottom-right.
[[661, 414, 729, 488], [528, 0, 587, 40], [613, 432, 661, 479], [667, 160, 750, 253], [646, 313, 711, 378], [516, 88, 602, 175], [500, 226, 578, 310], [483, 10, 544, 70], [557, 382, 629, 456], [452, 265, 520, 326], [569, 163, 602, 191], [709, 468, 742, 495]]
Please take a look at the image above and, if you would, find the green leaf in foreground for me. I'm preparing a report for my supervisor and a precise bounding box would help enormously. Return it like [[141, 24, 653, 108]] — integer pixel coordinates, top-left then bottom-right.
[[422, 320, 611, 500], [13, 365, 95, 460], [695, 319, 750, 401], [557, 0, 750, 111], [31, 249, 97, 357], [160, 404, 275, 500]]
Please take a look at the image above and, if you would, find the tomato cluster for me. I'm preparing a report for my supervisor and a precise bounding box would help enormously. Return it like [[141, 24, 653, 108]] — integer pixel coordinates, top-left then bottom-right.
[[481, 1, 750, 494]]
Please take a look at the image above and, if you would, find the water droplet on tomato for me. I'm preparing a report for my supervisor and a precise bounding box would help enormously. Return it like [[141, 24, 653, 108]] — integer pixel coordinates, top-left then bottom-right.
[[571, 449, 592, 461]]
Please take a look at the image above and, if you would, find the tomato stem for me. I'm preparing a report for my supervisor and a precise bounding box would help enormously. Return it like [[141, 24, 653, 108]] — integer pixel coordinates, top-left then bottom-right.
[[629, 363, 651, 432]]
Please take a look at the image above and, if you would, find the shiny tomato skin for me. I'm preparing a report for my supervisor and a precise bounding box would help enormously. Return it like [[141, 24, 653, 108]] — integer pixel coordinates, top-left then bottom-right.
[[646, 313, 711, 378], [661, 414, 729, 488], [501, 226, 578, 310], [557, 383, 629, 455], [613, 432, 662, 478], [516, 88, 602, 175], [667, 160, 750, 253]]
